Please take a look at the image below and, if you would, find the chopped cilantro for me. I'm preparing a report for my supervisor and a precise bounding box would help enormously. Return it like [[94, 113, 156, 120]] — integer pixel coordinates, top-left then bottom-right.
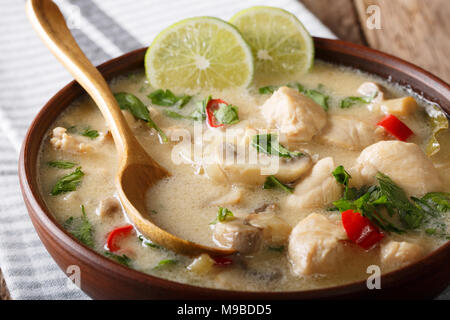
[[47, 161, 77, 169], [263, 176, 293, 193], [63, 205, 94, 248], [51, 167, 84, 195]]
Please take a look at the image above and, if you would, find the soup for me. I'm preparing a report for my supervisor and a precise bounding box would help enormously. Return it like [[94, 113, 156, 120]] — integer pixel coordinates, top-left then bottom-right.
[[37, 61, 450, 292]]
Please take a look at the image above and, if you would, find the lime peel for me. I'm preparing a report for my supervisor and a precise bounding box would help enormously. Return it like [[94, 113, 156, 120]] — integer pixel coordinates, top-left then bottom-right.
[[230, 6, 314, 78], [145, 17, 254, 90]]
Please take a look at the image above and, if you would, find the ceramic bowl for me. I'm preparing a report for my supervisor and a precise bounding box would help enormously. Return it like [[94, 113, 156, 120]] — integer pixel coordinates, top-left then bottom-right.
[[19, 38, 450, 299]]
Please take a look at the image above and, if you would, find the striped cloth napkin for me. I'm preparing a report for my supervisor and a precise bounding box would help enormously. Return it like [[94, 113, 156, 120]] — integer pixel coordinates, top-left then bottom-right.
[[0, 0, 446, 300], [0, 0, 335, 300]]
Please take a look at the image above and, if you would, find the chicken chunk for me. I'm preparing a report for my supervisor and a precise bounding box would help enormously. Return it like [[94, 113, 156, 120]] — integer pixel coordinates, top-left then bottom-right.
[[212, 219, 263, 254], [288, 213, 349, 275], [245, 213, 292, 245], [286, 157, 343, 209], [260, 86, 327, 143], [50, 127, 93, 154], [315, 115, 386, 151], [96, 197, 121, 218], [351, 141, 442, 196], [380, 240, 424, 269]]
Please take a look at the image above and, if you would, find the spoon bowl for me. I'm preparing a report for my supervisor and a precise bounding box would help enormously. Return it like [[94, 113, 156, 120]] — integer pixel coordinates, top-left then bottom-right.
[[26, 0, 235, 257]]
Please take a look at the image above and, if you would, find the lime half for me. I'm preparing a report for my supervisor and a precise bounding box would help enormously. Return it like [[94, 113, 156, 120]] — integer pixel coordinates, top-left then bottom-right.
[[230, 6, 314, 78], [145, 17, 254, 90]]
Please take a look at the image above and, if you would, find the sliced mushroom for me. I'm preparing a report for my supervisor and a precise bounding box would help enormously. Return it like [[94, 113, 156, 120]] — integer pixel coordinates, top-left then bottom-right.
[[203, 141, 312, 185], [96, 196, 121, 218], [253, 203, 278, 214], [380, 96, 418, 117], [357, 81, 384, 103], [245, 213, 291, 245], [212, 219, 263, 254]]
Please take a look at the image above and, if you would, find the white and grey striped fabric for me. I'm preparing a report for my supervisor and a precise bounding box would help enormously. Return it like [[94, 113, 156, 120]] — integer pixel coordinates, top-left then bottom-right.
[[0, 0, 446, 300], [0, 0, 335, 300]]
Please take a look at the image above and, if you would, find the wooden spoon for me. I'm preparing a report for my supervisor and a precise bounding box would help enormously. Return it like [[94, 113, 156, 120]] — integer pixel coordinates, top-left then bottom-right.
[[26, 0, 235, 257]]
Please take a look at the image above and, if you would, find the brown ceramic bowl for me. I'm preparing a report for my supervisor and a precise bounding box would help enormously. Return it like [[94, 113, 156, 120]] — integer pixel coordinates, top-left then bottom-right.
[[19, 38, 450, 299]]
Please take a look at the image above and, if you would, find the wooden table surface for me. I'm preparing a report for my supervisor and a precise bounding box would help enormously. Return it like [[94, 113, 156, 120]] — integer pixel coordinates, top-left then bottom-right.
[[301, 0, 450, 82], [1, 0, 448, 300]]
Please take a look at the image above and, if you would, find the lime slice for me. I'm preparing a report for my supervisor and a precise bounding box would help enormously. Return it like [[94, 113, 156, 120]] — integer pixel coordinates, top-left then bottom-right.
[[145, 17, 254, 90], [230, 6, 314, 78]]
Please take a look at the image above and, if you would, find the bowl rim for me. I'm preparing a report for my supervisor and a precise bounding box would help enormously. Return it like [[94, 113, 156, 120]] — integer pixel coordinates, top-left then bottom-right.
[[18, 37, 450, 299]]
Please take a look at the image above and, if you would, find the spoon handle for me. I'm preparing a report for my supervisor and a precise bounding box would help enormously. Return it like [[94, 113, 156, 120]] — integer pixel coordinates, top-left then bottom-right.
[[26, 0, 136, 159]]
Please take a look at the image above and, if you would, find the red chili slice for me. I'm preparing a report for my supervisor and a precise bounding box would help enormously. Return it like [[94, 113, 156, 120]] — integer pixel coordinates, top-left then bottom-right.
[[341, 209, 384, 250], [377, 114, 414, 141], [212, 256, 233, 266], [106, 224, 134, 252], [206, 99, 228, 128]]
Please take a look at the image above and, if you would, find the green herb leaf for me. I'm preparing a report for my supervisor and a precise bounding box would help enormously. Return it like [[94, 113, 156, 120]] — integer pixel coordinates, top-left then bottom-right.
[[214, 103, 239, 125], [81, 128, 99, 140], [332, 165, 355, 200], [47, 161, 77, 169], [332, 198, 355, 212], [51, 167, 84, 196], [66, 125, 78, 134], [263, 176, 293, 193], [148, 89, 191, 108], [258, 85, 279, 94], [114, 92, 168, 143], [114, 92, 151, 121], [210, 207, 235, 225], [354, 188, 404, 233], [376, 172, 424, 229], [422, 192, 450, 212], [138, 235, 163, 249], [425, 104, 449, 156], [258, 83, 329, 111], [291, 83, 329, 111], [412, 192, 450, 216], [190, 96, 210, 121], [331, 167, 446, 233], [153, 259, 177, 270], [258, 83, 302, 94], [332, 165, 351, 187], [63, 205, 94, 248], [162, 109, 186, 119], [104, 251, 131, 267], [331, 167, 405, 233], [148, 89, 178, 106], [303, 89, 329, 111], [251, 134, 303, 158], [268, 245, 285, 252], [340, 95, 373, 109]]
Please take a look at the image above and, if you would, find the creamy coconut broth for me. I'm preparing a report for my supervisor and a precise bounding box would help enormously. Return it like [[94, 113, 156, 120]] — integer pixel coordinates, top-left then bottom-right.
[[37, 61, 450, 292]]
